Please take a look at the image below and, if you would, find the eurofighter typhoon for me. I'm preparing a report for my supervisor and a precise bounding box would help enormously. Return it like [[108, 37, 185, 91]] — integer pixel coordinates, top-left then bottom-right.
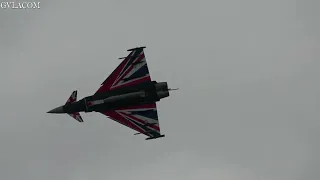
[[47, 47, 177, 140]]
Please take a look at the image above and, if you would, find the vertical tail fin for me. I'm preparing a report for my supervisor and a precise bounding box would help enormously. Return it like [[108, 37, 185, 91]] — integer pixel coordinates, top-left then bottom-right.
[[66, 91, 84, 123]]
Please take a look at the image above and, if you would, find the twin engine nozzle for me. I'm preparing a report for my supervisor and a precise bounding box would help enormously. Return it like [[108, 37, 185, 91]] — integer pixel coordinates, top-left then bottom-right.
[[155, 82, 169, 99]]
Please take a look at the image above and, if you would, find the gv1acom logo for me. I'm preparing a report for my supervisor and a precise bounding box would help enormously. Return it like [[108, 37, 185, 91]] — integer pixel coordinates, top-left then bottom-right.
[[1, 2, 40, 9]]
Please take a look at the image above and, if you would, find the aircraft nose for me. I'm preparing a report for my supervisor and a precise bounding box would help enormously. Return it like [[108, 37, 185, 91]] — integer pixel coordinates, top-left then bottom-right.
[[47, 105, 64, 113]]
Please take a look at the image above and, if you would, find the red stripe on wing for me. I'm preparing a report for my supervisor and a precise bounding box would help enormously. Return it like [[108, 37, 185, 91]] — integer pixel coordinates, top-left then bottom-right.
[[95, 51, 134, 93], [111, 76, 151, 90], [102, 111, 146, 135], [120, 112, 160, 132], [112, 53, 145, 86]]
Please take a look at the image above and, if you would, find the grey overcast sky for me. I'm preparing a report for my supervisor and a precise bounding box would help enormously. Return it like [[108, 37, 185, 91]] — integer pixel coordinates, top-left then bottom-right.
[[0, 0, 319, 179]]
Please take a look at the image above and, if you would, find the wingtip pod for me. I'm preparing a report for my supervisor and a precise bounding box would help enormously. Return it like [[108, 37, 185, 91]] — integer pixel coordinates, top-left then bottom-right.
[[145, 134, 165, 140], [127, 46, 146, 51]]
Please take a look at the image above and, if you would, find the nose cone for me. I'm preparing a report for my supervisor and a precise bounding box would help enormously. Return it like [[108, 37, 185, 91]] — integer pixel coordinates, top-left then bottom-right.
[[47, 105, 64, 113]]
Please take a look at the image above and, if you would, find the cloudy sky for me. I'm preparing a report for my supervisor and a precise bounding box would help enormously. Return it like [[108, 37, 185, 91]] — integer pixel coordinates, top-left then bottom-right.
[[0, 0, 319, 179]]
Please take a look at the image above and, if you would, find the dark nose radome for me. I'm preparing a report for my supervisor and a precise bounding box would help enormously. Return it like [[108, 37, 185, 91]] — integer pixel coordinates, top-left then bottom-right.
[[47, 105, 64, 113]]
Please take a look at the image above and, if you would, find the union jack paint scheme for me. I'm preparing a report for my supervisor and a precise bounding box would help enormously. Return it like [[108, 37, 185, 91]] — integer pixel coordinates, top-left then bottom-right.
[[96, 47, 162, 138], [47, 46, 177, 140], [95, 47, 151, 93]]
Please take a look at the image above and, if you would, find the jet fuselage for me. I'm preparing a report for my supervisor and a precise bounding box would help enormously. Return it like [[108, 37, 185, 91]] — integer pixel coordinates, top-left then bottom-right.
[[48, 81, 169, 114]]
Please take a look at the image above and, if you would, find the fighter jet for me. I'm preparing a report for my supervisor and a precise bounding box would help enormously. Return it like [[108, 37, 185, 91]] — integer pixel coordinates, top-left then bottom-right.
[[47, 46, 177, 140]]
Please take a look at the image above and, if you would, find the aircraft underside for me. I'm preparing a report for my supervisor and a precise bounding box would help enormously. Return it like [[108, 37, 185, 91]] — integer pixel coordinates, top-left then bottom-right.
[[47, 46, 177, 140]]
